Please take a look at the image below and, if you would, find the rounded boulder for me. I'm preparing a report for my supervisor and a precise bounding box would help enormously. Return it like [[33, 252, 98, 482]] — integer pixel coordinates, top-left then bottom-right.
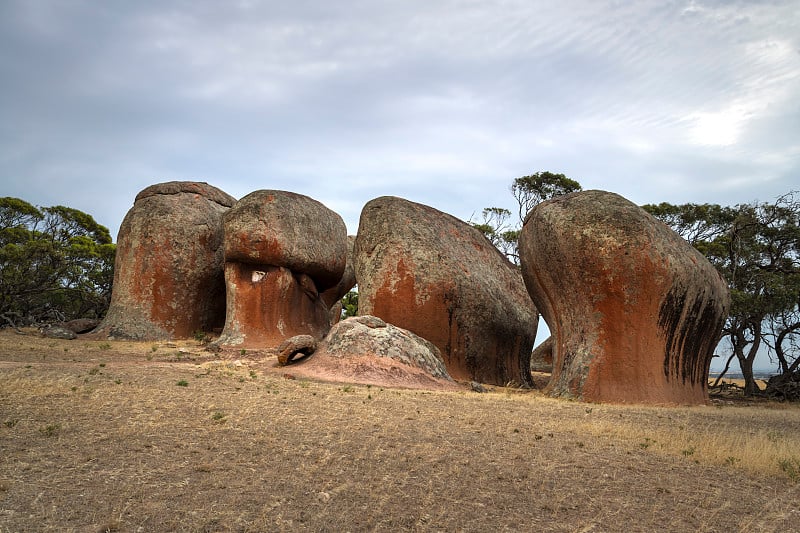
[[519, 190, 730, 404], [97, 181, 236, 340], [223, 190, 347, 292], [355, 196, 538, 386]]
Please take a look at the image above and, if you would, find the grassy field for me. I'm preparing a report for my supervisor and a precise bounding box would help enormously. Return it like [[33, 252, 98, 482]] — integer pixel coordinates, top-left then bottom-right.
[[1, 330, 799, 532]]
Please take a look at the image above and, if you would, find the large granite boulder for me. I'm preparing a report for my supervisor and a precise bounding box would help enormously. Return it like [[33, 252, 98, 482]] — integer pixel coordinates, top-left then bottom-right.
[[354, 196, 538, 386], [518, 190, 730, 404], [217, 190, 347, 348], [96, 181, 236, 340]]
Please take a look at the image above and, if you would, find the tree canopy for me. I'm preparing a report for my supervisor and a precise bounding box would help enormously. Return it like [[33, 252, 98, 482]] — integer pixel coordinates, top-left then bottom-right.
[[471, 171, 582, 264], [0, 197, 116, 326], [511, 171, 583, 222]]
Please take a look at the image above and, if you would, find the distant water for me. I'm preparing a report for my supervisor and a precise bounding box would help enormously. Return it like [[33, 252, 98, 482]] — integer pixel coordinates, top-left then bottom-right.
[[708, 371, 777, 380]]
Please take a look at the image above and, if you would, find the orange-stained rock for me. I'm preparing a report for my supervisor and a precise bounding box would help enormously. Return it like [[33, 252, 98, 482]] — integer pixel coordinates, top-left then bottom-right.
[[95, 181, 236, 340], [216, 190, 347, 348], [518, 190, 730, 405], [354, 196, 538, 386], [223, 190, 346, 291]]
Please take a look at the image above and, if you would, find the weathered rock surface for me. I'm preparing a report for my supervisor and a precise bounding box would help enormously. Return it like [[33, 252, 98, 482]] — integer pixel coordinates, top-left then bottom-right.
[[217, 190, 347, 348], [40, 325, 77, 340], [95, 181, 236, 340], [275, 316, 461, 391], [319, 315, 451, 380], [277, 334, 318, 365], [519, 190, 730, 404], [320, 235, 357, 309], [530, 336, 554, 373], [355, 196, 538, 386], [63, 318, 100, 334]]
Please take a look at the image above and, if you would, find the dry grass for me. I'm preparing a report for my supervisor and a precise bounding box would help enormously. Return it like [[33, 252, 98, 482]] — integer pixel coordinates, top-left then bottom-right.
[[1, 330, 799, 532]]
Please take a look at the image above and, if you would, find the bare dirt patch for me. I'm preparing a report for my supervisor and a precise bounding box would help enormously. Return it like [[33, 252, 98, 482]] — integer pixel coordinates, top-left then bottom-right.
[[1, 330, 799, 532]]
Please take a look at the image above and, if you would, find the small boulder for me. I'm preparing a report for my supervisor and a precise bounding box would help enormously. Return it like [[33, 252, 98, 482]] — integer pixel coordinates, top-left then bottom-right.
[[319, 316, 452, 381], [40, 325, 77, 340], [63, 318, 100, 334], [277, 335, 318, 365]]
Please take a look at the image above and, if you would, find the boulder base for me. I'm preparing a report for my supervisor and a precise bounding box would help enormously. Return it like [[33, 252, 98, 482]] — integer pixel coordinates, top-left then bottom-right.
[[217, 190, 347, 348]]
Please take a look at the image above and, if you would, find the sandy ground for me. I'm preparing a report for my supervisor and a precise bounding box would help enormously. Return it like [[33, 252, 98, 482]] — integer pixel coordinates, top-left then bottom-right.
[[1, 329, 799, 532]]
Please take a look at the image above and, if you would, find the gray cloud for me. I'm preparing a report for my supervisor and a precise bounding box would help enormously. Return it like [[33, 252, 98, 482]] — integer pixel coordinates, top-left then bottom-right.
[[1, 0, 798, 240]]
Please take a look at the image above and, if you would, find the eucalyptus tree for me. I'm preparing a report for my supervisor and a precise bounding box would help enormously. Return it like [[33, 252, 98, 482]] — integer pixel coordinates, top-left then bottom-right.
[[0, 197, 116, 326]]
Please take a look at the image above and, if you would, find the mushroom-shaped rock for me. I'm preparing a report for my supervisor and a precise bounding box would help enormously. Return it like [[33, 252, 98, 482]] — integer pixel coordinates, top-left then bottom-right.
[[355, 196, 538, 386], [217, 190, 348, 348], [518, 190, 730, 404], [96, 181, 236, 340]]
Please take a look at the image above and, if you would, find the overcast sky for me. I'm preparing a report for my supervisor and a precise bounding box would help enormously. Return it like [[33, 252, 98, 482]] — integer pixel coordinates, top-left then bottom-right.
[[1, 1, 798, 370], [2, 0, 798, 239]]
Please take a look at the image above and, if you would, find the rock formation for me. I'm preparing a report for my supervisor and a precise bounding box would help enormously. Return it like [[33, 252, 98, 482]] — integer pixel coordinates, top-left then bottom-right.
[[217, 190, 347, 348], [355, 196, 538, 386], [96, 181, 236, 340], [321, 235, 357, 324], [530, 336, 554, 373], [277, 334, 318, 365], [518, 190, 730, 404], [63, 318, 100, 335], [321, 315, 451, 380], [283, 316, 459, 390]]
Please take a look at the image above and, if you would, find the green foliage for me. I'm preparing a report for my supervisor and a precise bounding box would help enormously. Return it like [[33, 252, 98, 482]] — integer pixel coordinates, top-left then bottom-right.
[[471, 171, 582, 264], [0, 197, 115, 326], [511, 171, 582, 222], [778, 457, 800, 482], [40, 423, 61, 437], [341, 289, 359, 318]]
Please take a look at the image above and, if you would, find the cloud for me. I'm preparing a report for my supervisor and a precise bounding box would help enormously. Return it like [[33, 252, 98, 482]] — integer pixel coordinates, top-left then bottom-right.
[[0, 0, 797, 240]]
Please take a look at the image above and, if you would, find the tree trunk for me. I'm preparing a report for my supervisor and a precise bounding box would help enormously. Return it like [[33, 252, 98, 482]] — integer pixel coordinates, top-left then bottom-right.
[[741, 362, 760, 396], [733, 326, 762, 396], [775, 321, 800, 374], [712, 352, 737, 388]]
